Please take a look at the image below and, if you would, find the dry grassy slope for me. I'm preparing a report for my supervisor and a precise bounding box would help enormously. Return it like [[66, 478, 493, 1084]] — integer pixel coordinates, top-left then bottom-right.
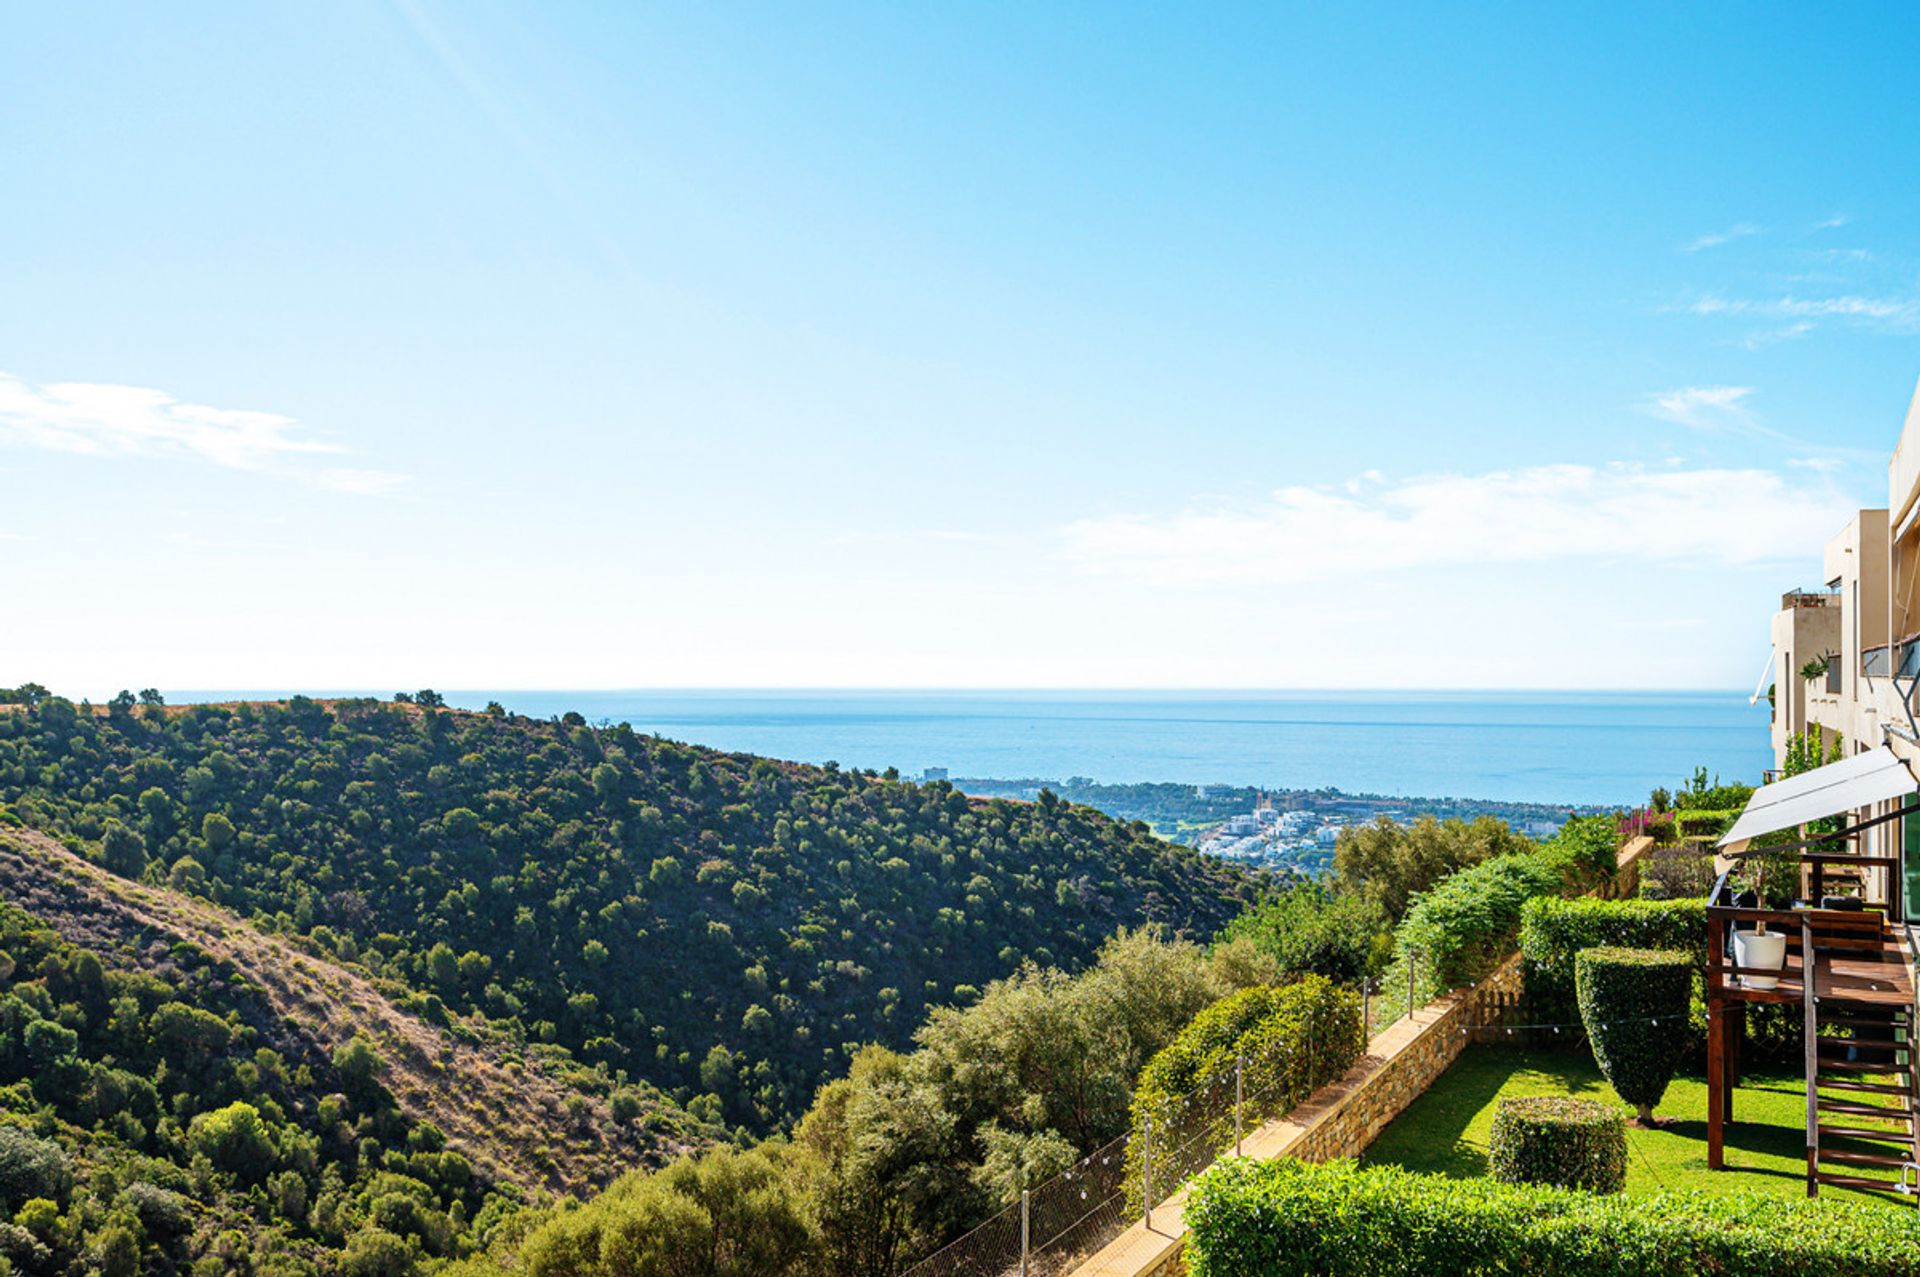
[[0, 825, 699, 1196]]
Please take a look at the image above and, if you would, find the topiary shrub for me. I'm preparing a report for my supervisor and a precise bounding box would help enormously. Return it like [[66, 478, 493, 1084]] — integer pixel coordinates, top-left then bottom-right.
[[1520, 897, 1703, 1028], [1486, 1095, 1625, 1193], [1575, 947, 1691, 1124], [1182, 1158, 1920, 1277]]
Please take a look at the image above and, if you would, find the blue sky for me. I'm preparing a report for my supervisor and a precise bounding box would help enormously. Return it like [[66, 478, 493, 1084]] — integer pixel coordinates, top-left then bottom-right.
[[3, 2, 1918, 692]]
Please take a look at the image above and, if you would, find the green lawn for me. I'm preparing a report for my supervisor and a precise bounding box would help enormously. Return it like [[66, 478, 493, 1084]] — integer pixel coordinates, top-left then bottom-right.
[[1363, 1045, 1911, 1209]]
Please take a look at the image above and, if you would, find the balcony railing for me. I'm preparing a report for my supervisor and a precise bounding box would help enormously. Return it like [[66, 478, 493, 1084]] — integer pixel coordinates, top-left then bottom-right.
[[1864, 644, 1893, 678]]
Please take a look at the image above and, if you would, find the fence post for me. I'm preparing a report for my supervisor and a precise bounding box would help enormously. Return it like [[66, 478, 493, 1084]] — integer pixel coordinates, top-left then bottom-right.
[[1362, 978, 1371, 1040], [1143, 1115, 1153, 1230], [1020, 1188, 1029, 1277], [1235, 1052, 1244, 1156], [1407, 949, 1417, 1021]]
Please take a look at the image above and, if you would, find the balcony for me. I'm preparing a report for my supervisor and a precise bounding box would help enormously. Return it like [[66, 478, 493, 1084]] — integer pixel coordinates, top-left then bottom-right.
[[1865, 645, 1892, 679], [1866, 639, 1920, 680]]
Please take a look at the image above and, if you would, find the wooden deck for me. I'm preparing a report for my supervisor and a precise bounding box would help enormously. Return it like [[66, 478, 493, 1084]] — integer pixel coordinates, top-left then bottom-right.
[[1705, 885, 1919, 1197]]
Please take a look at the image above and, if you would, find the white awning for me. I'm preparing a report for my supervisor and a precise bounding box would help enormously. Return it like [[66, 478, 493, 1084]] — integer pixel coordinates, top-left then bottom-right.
[[1718, 745, 1920, 847]]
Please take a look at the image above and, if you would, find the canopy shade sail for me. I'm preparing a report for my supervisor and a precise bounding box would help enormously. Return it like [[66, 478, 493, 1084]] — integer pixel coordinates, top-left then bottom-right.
[[1718, 745, 1920, 848]]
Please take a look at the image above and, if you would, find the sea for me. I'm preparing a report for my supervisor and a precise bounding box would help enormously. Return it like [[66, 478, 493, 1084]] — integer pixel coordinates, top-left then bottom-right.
[[391, 689, 1769, 808]]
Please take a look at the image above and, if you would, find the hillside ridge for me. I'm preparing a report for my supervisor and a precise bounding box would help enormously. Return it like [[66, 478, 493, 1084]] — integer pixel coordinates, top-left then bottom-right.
[[0, 823, 698, 1194]]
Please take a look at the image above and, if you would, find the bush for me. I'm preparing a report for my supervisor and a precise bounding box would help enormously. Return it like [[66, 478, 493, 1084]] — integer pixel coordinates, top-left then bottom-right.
[[187, 1101, 276, 1181], [1486, 1096, 1625, 1193], [1575, 948, 1692, 1123], [0, 1127, 70, 1210], [1536, 816, 1622, 895], [1637, 848, 1717, 900], [1519, 897, 1703, 1028], [1333, 816, 1535, 923], [1127, 977, 1360, 1210], [1397, 854, 1564, 997], [1215, 885, 1386, 983], [1183, 1158, 1920, 1277]]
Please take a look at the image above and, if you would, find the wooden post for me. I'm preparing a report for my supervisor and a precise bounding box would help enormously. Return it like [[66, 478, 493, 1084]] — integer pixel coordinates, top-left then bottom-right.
[[1020, 1189, 1029, 1277], [1708, 913, 1725, 1170], [1234, 1053, 1244, 1157], [1803, 916, 1820, 1198], [1142, 1116, 1153, 1231]]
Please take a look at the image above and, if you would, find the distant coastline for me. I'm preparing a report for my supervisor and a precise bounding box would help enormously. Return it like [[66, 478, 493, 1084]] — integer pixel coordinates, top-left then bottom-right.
[[161, 688, 1770, 808]]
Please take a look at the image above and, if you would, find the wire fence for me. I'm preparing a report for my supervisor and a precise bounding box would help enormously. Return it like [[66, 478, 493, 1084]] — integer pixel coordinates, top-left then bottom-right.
[[899, 990, 1367, 1277], [1363, 948, 1426, 1038]]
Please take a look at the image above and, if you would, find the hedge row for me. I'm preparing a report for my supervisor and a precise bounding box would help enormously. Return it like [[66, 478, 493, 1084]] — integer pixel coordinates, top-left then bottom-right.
[[1183, 1158, 1920, 1277], [1126, 976, 1360, 1207], [1519, 897, 1704, 1026]]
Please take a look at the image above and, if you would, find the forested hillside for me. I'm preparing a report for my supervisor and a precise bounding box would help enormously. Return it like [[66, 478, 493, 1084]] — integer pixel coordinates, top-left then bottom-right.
[[0, 690, 1256, 1133]]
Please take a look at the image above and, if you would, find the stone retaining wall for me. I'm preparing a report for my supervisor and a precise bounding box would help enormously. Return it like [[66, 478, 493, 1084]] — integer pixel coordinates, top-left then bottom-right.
[[1289, 952, 1521, 1163]]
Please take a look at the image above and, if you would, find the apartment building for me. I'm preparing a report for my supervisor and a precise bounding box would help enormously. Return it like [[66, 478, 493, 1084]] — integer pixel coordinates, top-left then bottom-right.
[[1762, 380, 1920, 915]]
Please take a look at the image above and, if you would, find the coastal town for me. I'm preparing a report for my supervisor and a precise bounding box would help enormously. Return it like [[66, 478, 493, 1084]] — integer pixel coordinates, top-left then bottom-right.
[[953, 774, 1595, 875]]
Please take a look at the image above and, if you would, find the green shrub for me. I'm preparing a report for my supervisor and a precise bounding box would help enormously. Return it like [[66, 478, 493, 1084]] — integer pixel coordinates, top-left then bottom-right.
[[1520, 897, 1703, 1027], [0, 1127, 70, 1211], [1537, 815, 1623, 895], [1673, 809, 1735, 839], [1215, 885, 1386, 983], [1486, 1096, 1625, 1193], [1397, 854, 1563, 999], [1126, 977, 1360, 1210], [1183, 1158, 1920, 1277], [1575, 947, 1691, 1123]]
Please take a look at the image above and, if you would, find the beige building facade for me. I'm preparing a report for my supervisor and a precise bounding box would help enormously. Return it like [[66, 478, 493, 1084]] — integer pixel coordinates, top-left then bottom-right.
[[1767, 380, 1920, 914]]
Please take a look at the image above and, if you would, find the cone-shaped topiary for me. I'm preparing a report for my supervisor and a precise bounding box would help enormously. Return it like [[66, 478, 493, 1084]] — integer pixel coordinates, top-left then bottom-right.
[[1486, 1095, 1627, 1193], [1575, 946, 1691, 1124]]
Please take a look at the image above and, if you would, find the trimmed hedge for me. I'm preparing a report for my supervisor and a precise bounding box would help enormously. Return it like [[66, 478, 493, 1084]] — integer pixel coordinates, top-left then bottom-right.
[[1183, 1158, 1920, 1277], [1126, 976, 1360, 1208], [1576, 948, 1691, 1121], [1487, 1096, 1625, 1193], [1520, 897, 1704, 1027], [1398, 854, 1565, 999]]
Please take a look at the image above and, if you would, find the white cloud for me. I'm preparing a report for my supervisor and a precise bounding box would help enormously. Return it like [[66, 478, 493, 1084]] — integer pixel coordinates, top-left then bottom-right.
[[0, 371, 405, 492], [1681, 293, 1918, 330], [1814, 213, 1852, 231], [1683, 223, 1762, 252], [1741, 321, 1815, 349], [1058, 463, 1850, 588], [1643, 385, 1752, 428]]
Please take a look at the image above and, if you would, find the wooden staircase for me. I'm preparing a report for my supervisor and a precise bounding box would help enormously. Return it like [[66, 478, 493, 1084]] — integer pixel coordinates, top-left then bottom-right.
[[1802, 914, 1920, 1198]]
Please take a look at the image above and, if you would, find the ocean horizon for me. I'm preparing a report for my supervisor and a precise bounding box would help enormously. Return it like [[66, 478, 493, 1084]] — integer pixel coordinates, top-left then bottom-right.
[[167, 688, 1772, 808]]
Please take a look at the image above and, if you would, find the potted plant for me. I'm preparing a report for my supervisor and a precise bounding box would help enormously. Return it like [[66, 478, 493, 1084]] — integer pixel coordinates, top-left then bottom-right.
[[1732, 846, 1790, 989]]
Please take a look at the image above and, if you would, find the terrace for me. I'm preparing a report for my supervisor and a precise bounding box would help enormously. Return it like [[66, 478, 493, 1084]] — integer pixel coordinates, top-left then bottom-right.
[[1369, 749, 1920, 1207], [1367, 1046, 1909, 1206]]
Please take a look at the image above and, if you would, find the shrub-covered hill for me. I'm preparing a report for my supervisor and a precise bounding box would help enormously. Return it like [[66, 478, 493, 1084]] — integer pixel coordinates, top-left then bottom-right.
[[0, 869, 563, 1275], [0, 692, 1258, 1131], [0, 825, 716, 1193]]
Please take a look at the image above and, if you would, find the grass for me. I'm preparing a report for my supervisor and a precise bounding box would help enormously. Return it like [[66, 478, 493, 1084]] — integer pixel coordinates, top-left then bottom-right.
[[1363, 1044, 1911, 1209]]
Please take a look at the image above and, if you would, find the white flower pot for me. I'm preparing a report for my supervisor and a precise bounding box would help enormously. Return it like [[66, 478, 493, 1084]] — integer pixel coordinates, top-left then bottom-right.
[[1735, 929, 1788, 991]]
